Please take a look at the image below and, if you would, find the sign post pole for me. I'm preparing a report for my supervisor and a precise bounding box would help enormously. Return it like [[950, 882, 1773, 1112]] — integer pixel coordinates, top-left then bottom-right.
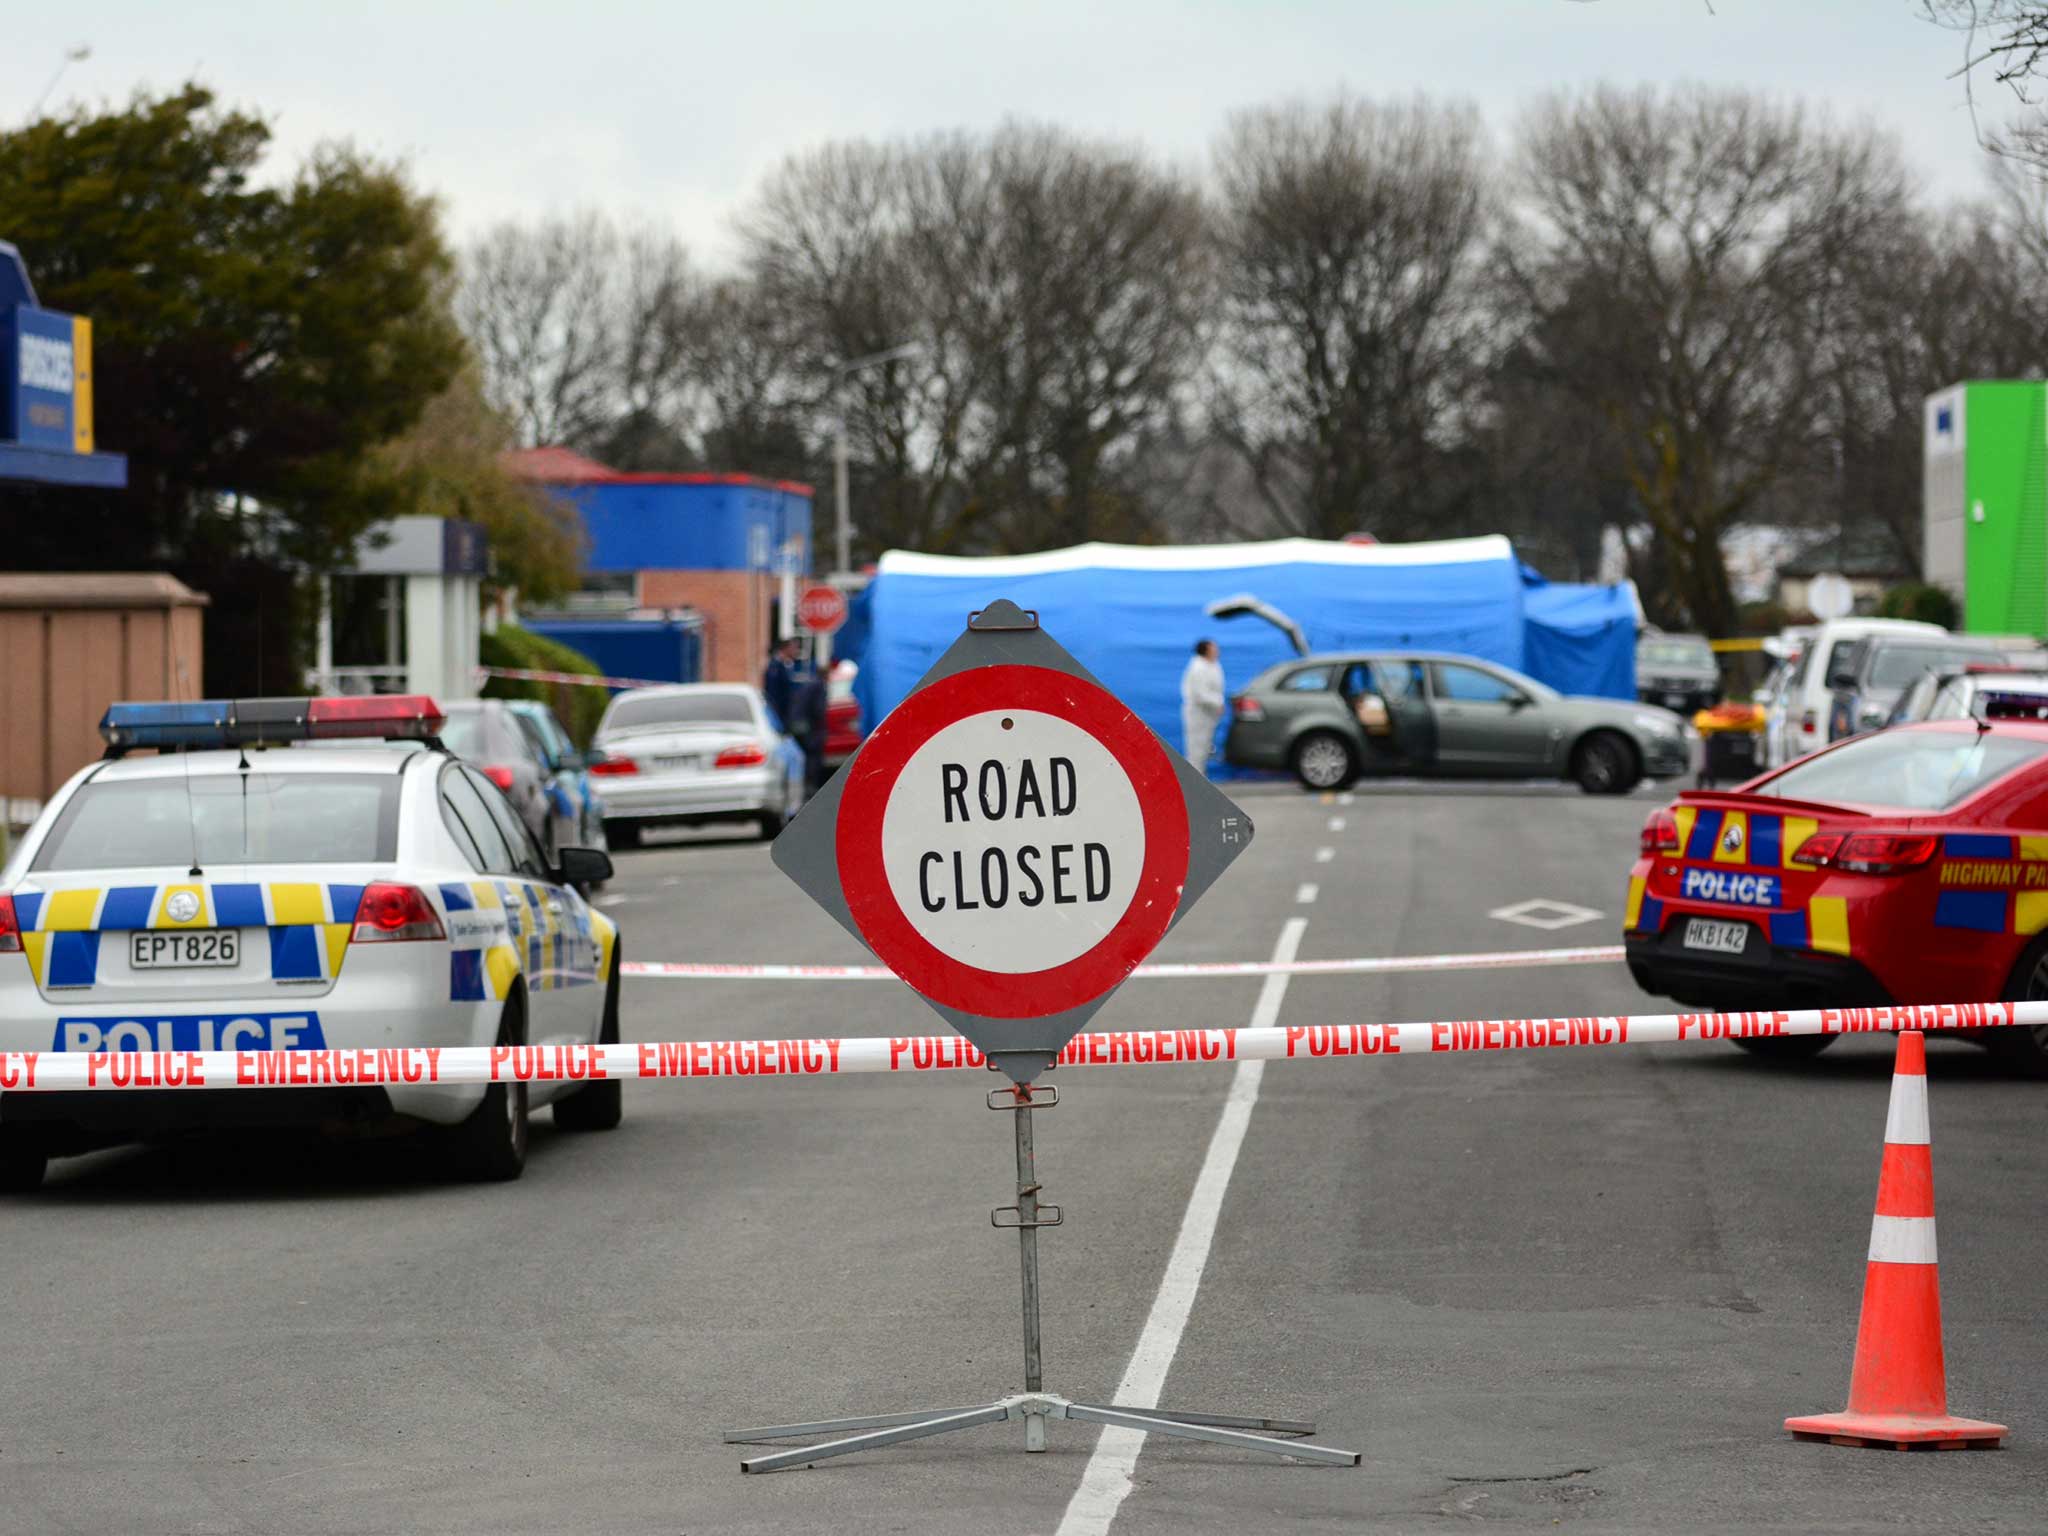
[[726, 600, 1359, 1472], [1006, 1084, 1052, 1451]]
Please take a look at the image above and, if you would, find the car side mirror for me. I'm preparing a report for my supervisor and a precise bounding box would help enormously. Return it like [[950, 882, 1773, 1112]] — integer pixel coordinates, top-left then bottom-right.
[[556, 846, 614, 887], [1507, 694, 1532, 710]]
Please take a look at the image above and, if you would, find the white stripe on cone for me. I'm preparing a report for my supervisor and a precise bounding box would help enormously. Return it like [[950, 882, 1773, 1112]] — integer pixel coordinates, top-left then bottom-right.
[[1883, 1070, 1931, 1146], [1867, 1214, 1939, 1265]]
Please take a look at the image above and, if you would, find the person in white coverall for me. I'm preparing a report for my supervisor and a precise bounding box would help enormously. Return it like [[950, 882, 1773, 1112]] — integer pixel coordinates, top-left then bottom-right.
[[1181, 638, 1225, 767]]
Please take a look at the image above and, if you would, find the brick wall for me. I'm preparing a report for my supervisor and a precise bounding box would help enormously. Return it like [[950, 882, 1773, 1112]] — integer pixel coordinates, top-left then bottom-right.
[[637, 569, 782, 684]]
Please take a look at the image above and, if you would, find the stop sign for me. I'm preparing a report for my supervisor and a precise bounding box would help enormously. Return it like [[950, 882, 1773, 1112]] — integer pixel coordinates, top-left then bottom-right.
[[797, 585, 848, 633], [770, 599, 1254, 1082]]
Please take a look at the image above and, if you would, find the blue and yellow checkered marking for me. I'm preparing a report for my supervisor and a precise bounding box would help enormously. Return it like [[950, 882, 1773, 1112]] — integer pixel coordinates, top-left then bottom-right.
[[1638, 808, 1848, 954], [9, 880, 366, 987], [1931, 835, 2048, 934], [1944, 833, 2017, 860], [9, 877, 613, 1000], [438, 881, 612, 1002]]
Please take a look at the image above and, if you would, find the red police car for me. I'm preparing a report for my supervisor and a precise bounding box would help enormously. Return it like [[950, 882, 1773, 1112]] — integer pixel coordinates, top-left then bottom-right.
[[1624, 712, 2048, 1068]]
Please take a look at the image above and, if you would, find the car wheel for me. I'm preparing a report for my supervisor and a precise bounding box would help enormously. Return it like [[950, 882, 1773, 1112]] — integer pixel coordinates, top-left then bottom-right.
[[1291, 730, 1357, 791], [1572, 731, 1639, 795], [757, 804, 786, 841], [1996, 934, 2048, 1076], [605, 819, 642, 851], [445, 992, 529, 1181], [555, 950, 623, 1133], [1731, 1034, 1837, 1061], [0, 1130, 47, 1193]]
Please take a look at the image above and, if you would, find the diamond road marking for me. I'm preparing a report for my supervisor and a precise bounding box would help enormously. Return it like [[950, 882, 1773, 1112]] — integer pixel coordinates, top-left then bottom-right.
[[1488, 898, 1604, 931]]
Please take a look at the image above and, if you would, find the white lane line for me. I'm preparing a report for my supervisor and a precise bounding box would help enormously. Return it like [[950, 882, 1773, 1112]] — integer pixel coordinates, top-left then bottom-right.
[[1328, 816, 1346, 831], [1056, 917, 1306, 1536], [1314, 847, 1334, 864], [1295, 883, 1319, 904], [596, 895, 630, 908], [1338, 792, 1354, 807]]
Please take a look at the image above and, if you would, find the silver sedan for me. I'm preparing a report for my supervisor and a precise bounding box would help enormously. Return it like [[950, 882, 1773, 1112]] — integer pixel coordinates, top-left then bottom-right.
[[591, 685, 807, 846]]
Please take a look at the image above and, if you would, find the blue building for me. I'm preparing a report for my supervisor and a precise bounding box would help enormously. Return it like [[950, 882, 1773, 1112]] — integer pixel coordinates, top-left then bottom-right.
[[506, 447, 814, 684]]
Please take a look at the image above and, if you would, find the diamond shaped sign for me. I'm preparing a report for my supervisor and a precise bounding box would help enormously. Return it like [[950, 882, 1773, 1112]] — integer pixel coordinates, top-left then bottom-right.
[[772, 599, 1255, 1083]]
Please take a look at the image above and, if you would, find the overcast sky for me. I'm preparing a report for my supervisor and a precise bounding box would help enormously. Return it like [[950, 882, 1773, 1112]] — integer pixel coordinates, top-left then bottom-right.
[[4, 1, 2024, 265]]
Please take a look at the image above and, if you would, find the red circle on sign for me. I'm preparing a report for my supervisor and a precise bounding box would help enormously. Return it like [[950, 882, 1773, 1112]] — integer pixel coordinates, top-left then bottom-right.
[[797, 585, 848, 633], [835, 664, 1190, 1018]]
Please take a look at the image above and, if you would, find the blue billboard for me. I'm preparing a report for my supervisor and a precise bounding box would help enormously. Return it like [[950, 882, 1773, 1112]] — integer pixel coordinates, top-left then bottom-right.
[[0, 239, 125, 488], [3, 304, 89, 452]]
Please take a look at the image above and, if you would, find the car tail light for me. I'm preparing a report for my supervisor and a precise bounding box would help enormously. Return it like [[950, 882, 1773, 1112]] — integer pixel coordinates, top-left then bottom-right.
[[1233, 696, 1265, 722], [479, 765, 516, 792], [1835, 832, 1939, 874], [1640, 808, 1680, 855], [1800, 710, 1818, 736], [1791, 831, 1937, 876], [350, 882, 446, 943], [715, 742, 768, 769], [0, 893, 20, 954], [588, 757, 639, 777], [1790, 833, 1842, 868]]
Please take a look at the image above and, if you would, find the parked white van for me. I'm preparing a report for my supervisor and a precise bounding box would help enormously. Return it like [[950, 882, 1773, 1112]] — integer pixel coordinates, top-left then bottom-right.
[[1766, 617, 1947, 767]]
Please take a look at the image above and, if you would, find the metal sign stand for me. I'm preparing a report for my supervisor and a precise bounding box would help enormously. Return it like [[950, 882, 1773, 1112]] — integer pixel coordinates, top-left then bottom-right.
[[725, 1079, 1361, 1472]]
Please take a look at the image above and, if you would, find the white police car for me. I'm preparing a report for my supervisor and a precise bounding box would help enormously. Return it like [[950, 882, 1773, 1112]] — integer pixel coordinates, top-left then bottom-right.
[[0, 696, 621, 1190]]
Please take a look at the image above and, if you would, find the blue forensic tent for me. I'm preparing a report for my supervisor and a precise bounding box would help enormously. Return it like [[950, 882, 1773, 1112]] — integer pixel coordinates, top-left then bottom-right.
[[1520, 568, 1643, 702], [850, 536, 1597, 753]]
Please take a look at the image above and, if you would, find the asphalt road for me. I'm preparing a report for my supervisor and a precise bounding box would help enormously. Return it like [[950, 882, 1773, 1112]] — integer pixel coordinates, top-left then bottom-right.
[[4, 782, 2045, 1535]]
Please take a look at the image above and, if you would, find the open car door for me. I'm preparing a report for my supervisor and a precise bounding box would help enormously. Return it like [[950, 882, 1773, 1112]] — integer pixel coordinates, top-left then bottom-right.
[[1205, 594, 1309, 657]]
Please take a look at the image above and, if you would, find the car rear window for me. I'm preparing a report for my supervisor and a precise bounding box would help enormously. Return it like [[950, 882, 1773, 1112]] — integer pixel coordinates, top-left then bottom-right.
[[1754, 731, 2048, 811], [33, 772, 401, 871], [440, 709, 524, 762], [1867, 644, 2004, 691], [604, 693, 753, 732], [1639, 638, 1713, 668]]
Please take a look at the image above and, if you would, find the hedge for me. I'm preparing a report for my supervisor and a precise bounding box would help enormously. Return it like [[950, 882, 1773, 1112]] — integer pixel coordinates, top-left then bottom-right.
[[479, 624, 609, 747]]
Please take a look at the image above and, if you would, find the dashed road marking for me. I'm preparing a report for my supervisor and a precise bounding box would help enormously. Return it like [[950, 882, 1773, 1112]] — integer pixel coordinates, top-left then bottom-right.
[[1315, 847, 1334, 864], [1056, 917, 1307, 1536], [1295, 883, 1319, 904], [1338, 792, 1354, 806], [1328, 816, 1347, 831]]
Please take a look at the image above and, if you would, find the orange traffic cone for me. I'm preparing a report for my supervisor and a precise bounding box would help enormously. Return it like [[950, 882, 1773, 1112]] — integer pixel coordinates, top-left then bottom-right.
[[1785, 1031, 2006, 1451]]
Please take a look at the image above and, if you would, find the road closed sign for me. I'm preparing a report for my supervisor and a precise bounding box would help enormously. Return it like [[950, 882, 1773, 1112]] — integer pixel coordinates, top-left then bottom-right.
[[773, 600, 1252, 1080]]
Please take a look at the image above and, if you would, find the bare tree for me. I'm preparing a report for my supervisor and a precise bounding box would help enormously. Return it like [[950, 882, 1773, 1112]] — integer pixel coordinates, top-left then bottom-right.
[[457, 214, 622, 449], [595, 228, 702, 469], [738, 124, 1208, 558], [1501, 86, 1914, 632], [1209, 95, 1491, 542], [1923, 1, 2048, 170]]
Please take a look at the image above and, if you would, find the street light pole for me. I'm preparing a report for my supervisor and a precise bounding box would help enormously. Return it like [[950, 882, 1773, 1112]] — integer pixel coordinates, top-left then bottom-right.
[[830, 341, 922, 579], [834, 422, 852, 580], [28, 45, 89, 122]]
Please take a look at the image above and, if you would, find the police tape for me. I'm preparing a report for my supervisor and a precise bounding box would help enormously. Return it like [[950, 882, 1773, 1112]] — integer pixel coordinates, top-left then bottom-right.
[[476, 665, 675, 690], [0, 1001, 2033, 1092], [620, 943, 1627, 983]]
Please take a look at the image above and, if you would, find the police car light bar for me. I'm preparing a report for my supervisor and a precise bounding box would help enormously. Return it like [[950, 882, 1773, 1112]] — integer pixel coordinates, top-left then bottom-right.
[[99, 696, 448, 754], [1974, 691, 2048, 723]]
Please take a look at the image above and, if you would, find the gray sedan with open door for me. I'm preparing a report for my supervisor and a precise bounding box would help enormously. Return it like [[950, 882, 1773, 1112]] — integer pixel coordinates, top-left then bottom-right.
[[1222, 652, 1691, 794]]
